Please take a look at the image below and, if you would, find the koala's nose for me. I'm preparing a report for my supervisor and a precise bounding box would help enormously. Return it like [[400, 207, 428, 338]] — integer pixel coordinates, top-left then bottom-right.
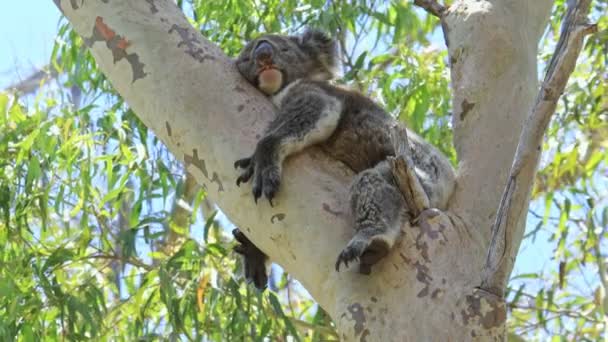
[[254, 41, 273, 63]]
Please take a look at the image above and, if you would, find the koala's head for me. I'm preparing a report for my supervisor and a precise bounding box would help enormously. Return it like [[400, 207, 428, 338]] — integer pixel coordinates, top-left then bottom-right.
[[236, 29, 339, 95]]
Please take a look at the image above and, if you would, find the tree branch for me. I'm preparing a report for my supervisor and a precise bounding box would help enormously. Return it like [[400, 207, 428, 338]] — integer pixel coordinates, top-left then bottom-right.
[[480, 0, 596, 297], [413, 0, 446, 18]]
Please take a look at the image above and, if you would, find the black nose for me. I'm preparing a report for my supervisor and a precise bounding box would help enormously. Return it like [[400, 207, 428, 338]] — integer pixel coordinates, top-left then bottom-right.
[[254, 41, 273, 62]]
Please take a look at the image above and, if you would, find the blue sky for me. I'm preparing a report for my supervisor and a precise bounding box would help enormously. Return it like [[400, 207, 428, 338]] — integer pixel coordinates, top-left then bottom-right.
[[0, 1, 562, 290], [0, 2, 62, 89]]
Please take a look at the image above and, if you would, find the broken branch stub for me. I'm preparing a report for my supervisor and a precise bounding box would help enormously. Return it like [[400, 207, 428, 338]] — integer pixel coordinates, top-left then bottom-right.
[[389, 124, 430, 218]]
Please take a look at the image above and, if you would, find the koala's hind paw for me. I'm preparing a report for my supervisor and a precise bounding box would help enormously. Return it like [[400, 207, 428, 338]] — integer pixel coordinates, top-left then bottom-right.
[[335, 237, 390, 274], [233, 228, 268, 290]]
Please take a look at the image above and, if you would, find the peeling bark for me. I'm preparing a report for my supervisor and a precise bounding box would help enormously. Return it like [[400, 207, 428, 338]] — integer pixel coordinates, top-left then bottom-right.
[[52, 0, 575, 340]]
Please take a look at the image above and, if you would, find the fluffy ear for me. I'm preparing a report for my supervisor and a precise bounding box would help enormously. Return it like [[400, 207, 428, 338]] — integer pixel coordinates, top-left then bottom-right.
[[298, 28, 341, 76]]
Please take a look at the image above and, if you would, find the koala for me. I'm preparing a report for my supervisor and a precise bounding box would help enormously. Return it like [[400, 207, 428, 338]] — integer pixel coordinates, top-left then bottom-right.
[[232, 29, 455, 289]]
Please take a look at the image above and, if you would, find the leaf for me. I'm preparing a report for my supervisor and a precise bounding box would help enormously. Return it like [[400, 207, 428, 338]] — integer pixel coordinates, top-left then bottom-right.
[[268, 292, 300, 340]]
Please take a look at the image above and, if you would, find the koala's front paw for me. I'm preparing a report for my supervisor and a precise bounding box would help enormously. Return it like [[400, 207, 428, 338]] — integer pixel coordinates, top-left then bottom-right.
[[335, 238, 390, 275], [235, 152, 281, 206], [232, 228, 268, 290]]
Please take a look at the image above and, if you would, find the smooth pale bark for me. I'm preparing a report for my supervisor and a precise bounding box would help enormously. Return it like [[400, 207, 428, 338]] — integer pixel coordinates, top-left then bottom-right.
[[54, 0, 553, 340]]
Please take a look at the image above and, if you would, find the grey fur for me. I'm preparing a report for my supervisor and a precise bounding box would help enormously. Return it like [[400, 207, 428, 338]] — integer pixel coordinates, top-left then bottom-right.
[[233, 29, 455, 288]]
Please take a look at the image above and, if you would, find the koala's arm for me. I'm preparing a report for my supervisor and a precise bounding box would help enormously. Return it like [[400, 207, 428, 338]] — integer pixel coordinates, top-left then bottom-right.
[[235, 82, 343, 203]]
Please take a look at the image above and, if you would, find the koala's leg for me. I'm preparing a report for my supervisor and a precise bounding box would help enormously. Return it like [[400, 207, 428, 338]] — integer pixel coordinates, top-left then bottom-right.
[[232, 228, 270, 290], [406, 131, 456, 209], [235, 85, 342, 204], [336, 161, 408, 274]]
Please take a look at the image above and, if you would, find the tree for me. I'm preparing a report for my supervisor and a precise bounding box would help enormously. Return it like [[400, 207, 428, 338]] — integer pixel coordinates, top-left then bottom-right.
[[1, 0, 605, 340]]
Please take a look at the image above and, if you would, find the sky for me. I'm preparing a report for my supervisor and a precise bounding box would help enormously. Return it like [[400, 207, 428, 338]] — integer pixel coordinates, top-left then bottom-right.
[[0, 1, 563, 292], [0, 2, 62, 90]]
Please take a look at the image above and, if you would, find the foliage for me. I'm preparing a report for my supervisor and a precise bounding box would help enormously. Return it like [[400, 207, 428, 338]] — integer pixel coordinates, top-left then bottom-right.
[[0, 0, 605, 340]]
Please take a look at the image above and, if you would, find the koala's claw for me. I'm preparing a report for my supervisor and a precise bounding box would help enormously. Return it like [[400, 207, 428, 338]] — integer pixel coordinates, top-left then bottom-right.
[[235, 157, 254, 187], [260, 166, 280, 203], [232, 228, 268, 291], [236, 170, 253, 187], [335, 246, 360, 272], [335, 238, 389, 274], [252, 184, 262, 203], [234, 157, 251, 170]]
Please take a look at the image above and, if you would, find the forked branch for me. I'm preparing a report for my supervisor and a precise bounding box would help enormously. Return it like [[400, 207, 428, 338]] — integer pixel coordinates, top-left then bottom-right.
[[480, 0, 597, 297]]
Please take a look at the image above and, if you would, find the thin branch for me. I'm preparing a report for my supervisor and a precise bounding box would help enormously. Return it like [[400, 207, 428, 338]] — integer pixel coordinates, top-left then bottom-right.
[[413, 0, 446, 18], [480, 0, 597, 297]]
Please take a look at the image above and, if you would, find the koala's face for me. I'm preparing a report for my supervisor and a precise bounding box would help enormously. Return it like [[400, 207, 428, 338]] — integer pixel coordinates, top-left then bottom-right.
[[236, 30, 339, 95]]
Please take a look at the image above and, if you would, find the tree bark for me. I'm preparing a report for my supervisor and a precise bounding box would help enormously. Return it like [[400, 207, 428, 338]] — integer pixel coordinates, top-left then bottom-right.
[[53, 0, 557, 340]]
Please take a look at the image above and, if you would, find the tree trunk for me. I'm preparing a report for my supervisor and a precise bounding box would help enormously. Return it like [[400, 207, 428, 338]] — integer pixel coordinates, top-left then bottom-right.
[[53, 0, 553, 340]]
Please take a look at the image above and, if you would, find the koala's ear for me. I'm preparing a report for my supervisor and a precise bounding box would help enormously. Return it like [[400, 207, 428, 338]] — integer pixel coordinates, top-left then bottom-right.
[[298, 29, 335, 52], [298, 28, 340, 75], [299, 28, 332, 45]]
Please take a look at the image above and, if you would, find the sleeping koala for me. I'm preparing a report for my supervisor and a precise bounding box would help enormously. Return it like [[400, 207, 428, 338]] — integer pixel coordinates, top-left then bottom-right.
[[233, 29, 455, 289]]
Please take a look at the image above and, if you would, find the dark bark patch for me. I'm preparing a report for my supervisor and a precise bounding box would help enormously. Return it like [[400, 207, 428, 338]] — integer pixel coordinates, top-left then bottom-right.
[[460, 309, 469, 325], [541, 86, 555, 101], [210, 172, 224, 192], [459, 99, 475, 121], [399, 252, 411, 264], [70, 0, 82, 9], [412, 209, 448, 263], [431, 289, 443, 299], [414, 261, 432, 298], [346, 303, 367, 337], [237, 104, 245, 112], [270, 213, 285, 223], [84, 16, 147, 83], [449, 55, 458, 66], [461, 293, 507, 329], [233, 85, 246, 93], [165, 121, 172, 137], [360, 329, 370, 342], [370, 296, 377, 303], [145, 0, 158, 13], [184, 149, 208, 178], [322, 203, 341, 216], [169, 24, 215, 63]]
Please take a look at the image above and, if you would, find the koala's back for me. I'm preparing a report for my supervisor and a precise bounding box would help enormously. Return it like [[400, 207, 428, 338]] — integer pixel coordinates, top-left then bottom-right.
[[305, 81, 396, 172]]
